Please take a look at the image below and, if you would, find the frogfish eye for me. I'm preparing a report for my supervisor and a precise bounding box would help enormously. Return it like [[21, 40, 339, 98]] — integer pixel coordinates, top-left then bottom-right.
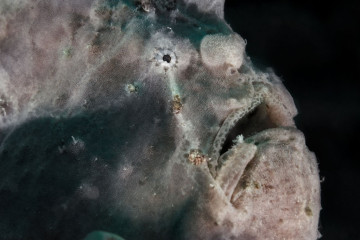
[[163, 54, 171, 63]]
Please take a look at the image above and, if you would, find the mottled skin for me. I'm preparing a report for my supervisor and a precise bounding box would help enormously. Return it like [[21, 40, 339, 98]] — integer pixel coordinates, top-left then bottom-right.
[[0, 0, 320, 239]]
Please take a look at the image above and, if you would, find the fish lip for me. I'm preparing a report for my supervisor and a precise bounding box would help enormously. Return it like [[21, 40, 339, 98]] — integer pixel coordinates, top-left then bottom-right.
[[207, 99, 262, 176]]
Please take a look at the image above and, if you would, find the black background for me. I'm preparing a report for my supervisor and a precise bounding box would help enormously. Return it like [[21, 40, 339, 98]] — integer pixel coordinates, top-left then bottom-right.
[[224, 1, 360, 239]]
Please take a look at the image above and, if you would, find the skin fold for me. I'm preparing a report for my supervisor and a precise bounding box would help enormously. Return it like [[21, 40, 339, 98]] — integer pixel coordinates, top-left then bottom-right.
[[0, 0, 320, 239]]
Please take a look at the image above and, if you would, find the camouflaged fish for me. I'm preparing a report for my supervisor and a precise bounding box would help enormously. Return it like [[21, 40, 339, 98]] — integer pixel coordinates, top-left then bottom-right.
[[0, 0, 320, 239]]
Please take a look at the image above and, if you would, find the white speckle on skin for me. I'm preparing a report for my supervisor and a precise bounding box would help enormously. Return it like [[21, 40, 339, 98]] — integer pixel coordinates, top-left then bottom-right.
[[118, 164, 134, 179], [233, 135, 244, 144]]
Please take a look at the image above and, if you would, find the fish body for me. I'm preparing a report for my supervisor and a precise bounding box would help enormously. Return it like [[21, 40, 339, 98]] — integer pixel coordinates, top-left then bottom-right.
[[0, 0, 320, 239]]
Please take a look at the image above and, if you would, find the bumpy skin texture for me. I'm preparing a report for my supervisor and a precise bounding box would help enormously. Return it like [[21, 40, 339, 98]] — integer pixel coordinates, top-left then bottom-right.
[[0, 0, 320, 239]]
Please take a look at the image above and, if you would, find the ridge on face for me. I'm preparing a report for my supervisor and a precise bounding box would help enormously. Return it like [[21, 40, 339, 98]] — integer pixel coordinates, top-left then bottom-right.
[[0, 0, 320, 239]]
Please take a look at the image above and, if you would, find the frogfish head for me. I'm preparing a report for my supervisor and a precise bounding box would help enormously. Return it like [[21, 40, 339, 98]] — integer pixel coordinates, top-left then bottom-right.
[[0, 0, 320, 239]]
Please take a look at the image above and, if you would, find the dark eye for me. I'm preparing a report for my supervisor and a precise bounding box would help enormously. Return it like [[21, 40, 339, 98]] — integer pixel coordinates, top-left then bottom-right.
[[163, 54, 171, 63]]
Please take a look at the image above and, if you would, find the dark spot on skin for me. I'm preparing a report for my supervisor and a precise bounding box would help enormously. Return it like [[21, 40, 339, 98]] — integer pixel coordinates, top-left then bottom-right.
[[135, 0, 153, 12], [163, 54, 171, 63], [0, 95, 12, 117], [95, 6, 112, 19], [237, 233, 257, 240], [55, 93, 69, 108], [206, 29, 217, 34], [223, 219, 234, 228], [89, 33, 102, 54], [69, 13, 88, 37], [241, 180, 250, 189], [192, 23, 200, 28], [174, 15, 188, 24], [305, 206, 313, 216], [152, 0, 176, 12], [263, 184, 274, 190]]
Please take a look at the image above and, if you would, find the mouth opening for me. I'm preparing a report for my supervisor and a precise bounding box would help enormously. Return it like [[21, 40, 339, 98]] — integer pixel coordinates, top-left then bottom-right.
[[219, 102, 278, 156]]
